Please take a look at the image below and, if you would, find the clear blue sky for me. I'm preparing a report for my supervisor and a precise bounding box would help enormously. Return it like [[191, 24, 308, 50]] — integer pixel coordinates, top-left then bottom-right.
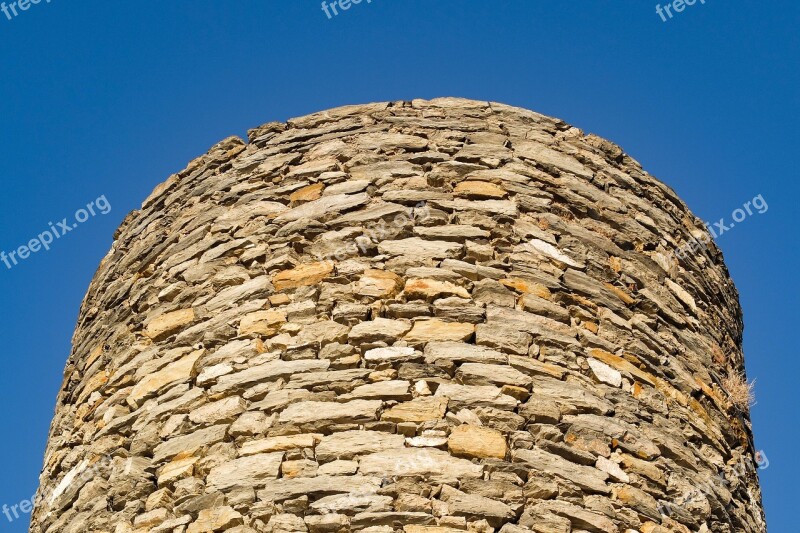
[[0, 1, 797, 530]]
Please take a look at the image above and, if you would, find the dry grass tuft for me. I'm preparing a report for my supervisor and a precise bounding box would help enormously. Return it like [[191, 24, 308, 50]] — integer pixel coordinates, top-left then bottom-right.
[[721, 371, 756, 411]]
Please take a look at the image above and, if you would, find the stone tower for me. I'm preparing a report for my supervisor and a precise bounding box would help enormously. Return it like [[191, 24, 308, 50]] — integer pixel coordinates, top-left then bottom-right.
[[30, 98, 765, 533]]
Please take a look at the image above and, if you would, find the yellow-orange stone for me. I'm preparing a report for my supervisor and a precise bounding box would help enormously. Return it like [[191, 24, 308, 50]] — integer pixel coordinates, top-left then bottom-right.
[[157, 454, 198, 485], [128, 349, 203, 407], [186, 506, 243, 533], [588, 348, 654, 385], [268, 293, 291, 306], [272, 262, 334, 290], [454, 181, 507, 199], [382, 397, 448, 423], [404, 278, 470, 300], [357, 269, 403, 298], [289, 182, 324, 204], [448, 425, 507, 459], [85, 343, 105, 368], [238, 310, 286, 337], [76, 370, 111, 406], [403, 525, 464, 533], [640, 522, 672, 533], [403, 319, 474, 345], [604, 282, 636, 305], [144, 308, 196, 340], [500, 278, 551, 298]]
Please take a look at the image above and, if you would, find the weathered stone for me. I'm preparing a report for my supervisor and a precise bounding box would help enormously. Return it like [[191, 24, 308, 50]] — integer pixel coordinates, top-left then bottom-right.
[[436, 383, 519, 410], [238, 309, 287, 336], [249, 389, 315, 412], [414, 225, 491, 241], [273, 262, 334, 290], [382, 397, 448, 423], [475, 323, 532, 355], [515, 447, 610, 494], [440, 485, 515, 526], [526, 375, 614, 416], [311, 492, 393, 515], [404, 320, 475, 345], [523, 238, 584, 269], [430, 198, 518, 217], [456, 362, 532, 388], [405, 527, 464, 533], [274, 192, 370, 224], [343, 380, 411, 400], [587, 358, 623, 387], [188, 396, 246, 425], [357, 132, 429, 151], [406, 433, 448, 447], [500, 278, 552, 298], [287, 368, 371, 389], [349, 318, 412, 344], [454, 181, 507, 199], [433, 297, 485, 323], [331, 202, 408, 227], [514, 140, 592, 178], [425, 341, 507, 365], [282, 459, 319, 478], [351, 512, 435, 528], [153, 424, 229, 463], [134, 508, 169, 529], [364, 346, 419, 363], [144, 308, 196, 340], [589, 348, 657, 385], [518, 294, 570, 323], [404, 278, 470, 300], [357, 269, 404, 298], [595, 455, 629, 483], [318, 459, 358, 476], [358, 448, 483, 481], [279, 400, 382, 425], [316, 430, 406, 462], [304, 514, 350, 533], [257, 475, 383, 502], [128, 349, 202, 407], [240, 434, 321, 456], [206, 452, 284, 491], [448, 425, 507, 459], [290, 182, 325, 204], [265, 513, 309, 532], [187, 506, 244, 533], [524, 500, 616, 533], [378, 238, 463, 259], [212, 359, 329, 394]]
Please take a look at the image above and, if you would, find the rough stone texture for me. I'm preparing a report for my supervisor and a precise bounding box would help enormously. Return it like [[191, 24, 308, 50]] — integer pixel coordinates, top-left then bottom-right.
[[30, 98, 765, 533]]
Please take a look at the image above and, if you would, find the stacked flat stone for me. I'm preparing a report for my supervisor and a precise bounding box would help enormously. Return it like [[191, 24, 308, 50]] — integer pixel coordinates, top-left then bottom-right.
[[30, 98, 765, 533]]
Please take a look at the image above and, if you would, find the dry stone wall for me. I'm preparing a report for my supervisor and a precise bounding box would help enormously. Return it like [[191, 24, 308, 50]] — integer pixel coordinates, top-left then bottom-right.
[[30, 98, 765, 533]]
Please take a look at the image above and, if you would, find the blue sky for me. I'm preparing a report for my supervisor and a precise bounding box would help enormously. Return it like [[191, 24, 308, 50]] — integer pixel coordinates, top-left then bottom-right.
[[0, 0, 797, 530]]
